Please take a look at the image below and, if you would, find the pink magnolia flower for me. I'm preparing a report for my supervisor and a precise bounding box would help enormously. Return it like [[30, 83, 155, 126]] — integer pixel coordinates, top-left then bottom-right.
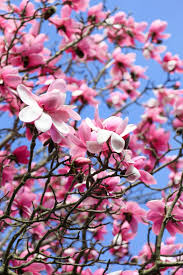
[[17, 80, 80, 137], [113, 201, 146, 234], [147, 199, 183, 236], [69, 120, 94, 157], [141, 106, 167, 124], [143, 42, 166, 62], [162, 52, 183, 73], [142, 124, 170, 154], [11, 247, 53, 275], [10, 33, 47, 68], [12, 187, 36, 217], [11, 0, 35, 17], [62, 0, 89, 12], [86, 107, 136, 154], [49, 5, 81, 39], [111, 47, 136, 78], [70, 82, 98, 106], [12, 145, 30, 164], [107, 91, 128, 109], [106, 12, 146, 47], [88, 3, 108, 23], [0, 65, 21, 96], [0, 152, 17, 185], [123, 156, 157, 184], [146, 19, 170, 43]]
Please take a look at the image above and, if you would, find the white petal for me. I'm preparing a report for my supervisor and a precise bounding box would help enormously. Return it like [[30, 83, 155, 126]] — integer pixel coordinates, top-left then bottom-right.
[[52, 120, 69, 134], [108, 271, 123, 275], [72, 90, 83, 97], [19, 106, 42, 123], [167, 60, 176, 71], [111, 133, 125, 153], [86, 141, 102, 154], [85, 118, 98, 131], [125, 166, 140, 182], [97, 129, 111, 144], [17, 84, 39, 107], [34, 112, 52, 132]]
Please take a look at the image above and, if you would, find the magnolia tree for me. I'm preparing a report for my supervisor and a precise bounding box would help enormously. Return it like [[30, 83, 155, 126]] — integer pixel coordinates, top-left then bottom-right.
[[1, 0, 183, 274]]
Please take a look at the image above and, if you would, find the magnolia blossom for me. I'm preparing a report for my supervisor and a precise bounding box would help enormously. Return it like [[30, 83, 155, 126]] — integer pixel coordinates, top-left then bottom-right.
[[17, 80, 80, 137], [86, 109, 136, 154]]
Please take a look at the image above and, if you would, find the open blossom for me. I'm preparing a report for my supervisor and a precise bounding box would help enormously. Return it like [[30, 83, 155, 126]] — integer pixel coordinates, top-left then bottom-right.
[[17, 80, 80, 137], [147, 199, 183, 236], [161, 52, 183, 73], [113, 201, 146, 234], [62, 0, 89, 12], [111, 47, 136, 78], [146, 19, 170, 43], [107, 91, 128, 109], [143, 42, 166, 61], [10, 33, 47, 68], [0, 65, 21, 95], [86, 107, 136, 154]]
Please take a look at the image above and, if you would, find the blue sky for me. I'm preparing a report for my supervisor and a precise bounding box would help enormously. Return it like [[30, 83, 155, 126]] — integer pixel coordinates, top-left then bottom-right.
[[114, 0, 183, 55]]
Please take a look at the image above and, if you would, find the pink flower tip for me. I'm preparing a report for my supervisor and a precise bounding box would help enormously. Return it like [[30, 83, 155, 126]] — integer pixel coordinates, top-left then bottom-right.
[[13, 145, 30, 164]]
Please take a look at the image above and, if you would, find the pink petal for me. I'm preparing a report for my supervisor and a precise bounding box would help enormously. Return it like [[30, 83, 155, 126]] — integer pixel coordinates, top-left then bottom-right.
[[86, 141, 102, 154], [146, 200, 164, 212], [50, 126, 63, 143], [51, 109, 70, 122], [116, 117, 129, 134], [63, 106, 81, 120], [17, 84, 39, 106], [47, 79, 67, 93], [29, 53, 44, 66], [140, 170, 157, 185], [111, 132, 125, 153], [78, 121, 91, 142], [94, 105, 103, 128], [4, 74, 21, 88], [97, 129, 111, 144], [152, 220, 162, 235], [34, 112, 52, 132], [19, 106, 42, 123], [39, 92, 66, 111]]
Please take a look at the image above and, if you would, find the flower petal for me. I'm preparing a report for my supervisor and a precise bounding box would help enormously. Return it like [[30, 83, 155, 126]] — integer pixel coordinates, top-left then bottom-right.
[[17, 84, 39, 107], [19, 106, 42, 123], [121, 124, 137, 137], [39, 92, 66, 111], [111, 132, 125, 153], [86, 141, 102, 154], [34, 112, 52, 132], [139, 170, 157, 185], [125, 166, 141, 182], [52, 120, 69, 134], [50, 126, 63, 143], [97, 129, 111, 144], [62, 105, 81, 120], [47, 79, 67, 93], [85, 118, 98, 131]]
